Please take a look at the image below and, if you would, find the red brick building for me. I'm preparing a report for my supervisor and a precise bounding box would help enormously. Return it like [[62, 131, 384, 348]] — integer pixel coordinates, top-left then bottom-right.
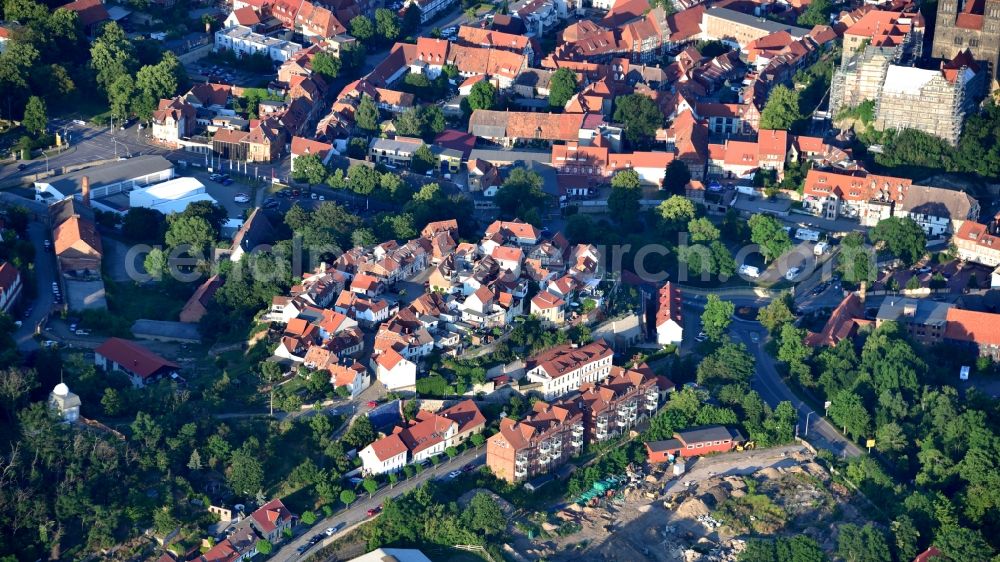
[[645, 425, 745, 462]]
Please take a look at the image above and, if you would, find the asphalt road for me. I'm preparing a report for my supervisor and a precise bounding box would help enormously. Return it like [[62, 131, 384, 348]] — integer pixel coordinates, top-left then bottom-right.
[[272, 448, 485, 562], [14, 222, 57, 352], [681, 293, 863, 458]]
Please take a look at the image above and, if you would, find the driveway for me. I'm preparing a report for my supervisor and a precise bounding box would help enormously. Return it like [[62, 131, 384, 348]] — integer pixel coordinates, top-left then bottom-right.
[[272, 448, 486, 562], [14, 222, 57, 351]]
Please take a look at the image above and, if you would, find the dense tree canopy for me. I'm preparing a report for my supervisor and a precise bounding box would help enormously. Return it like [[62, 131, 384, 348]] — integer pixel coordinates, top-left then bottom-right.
[[748, 214, 792, 262], [548, 67, 578, 108], [613, 94, 662, 149], [870, 217, 926, 266]]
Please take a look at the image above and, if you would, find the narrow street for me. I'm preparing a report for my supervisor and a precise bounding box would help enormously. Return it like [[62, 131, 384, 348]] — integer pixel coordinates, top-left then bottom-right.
[[14, 222, 57, 352], [271, 448, 486, 562]]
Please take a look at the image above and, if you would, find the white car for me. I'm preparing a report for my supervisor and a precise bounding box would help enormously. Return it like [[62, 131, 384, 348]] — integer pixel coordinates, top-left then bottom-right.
[[448, 470, 462, 479], [233, 193, 250, 203], [785, 267, 802, 281]]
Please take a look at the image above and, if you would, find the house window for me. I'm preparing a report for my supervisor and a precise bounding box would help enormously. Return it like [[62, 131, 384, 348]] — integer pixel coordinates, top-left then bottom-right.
[[954, 36, 964, 46], [969, 38, 979, 47]]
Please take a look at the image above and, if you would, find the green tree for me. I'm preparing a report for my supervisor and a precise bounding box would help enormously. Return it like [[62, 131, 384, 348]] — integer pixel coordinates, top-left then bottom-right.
[[355, 94, 380, 132], [758, 293, 794, 334], [348, 164, 380, 195], [797, 0, 831, 26], [827, 390, 871, 440], [343, 415, 376, 449], [548, 67, 578, 108], [362, 477, 377, 498], [300, 510, 317, 525], [256, 540, 273, 555], [350, 15, 375, 42], [375, 8, 401, 41], [470, 433, 486, 448], [658, 195, 696, 228], [402, 4, 422, 32], [107, 74, 136, 120], [688, 217, 720, 242], [464, 492, 506, 535], [701, 295, 735, 342], [90, 23, 136, 93], [838, 232, 876, 284], [340, 488, 357, 508], [100, 387, 123, 416], [608, 169, 642, 223], [749, 214, 792, 262], [227, 447, 264, 497], [777, 323, 811, 365], [22, 96, 46, 135], [836, 523, 891, 562], [663, 159, 691, 195], [143, 247, 168, 279], [165, 215, 215, 254], [134, 53, 180, 120], [311, 51, 341, 81], [875, 421, 907, 452], [759, 85, 803, 130], [613, 94, 662, 148], [889, 516, 919, 562], [871, 217, 927, 266], [352, 228, 378, 248], [466, 80, 497, 111], [410, 144, 437, 173], [495, 168, 547, 219], [697, 341, 755, 386], [293, 153, 328, 184]]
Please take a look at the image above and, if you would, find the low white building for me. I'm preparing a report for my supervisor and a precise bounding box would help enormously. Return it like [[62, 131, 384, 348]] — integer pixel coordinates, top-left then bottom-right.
[[359, 433, 408, 475], [34, 155, 175, 205], [330, 362, 370, 398], [375, 348, 417, 390], [128, 177, 218, 215], [0, 262, 22, 314], [214, 25, 302, 62]]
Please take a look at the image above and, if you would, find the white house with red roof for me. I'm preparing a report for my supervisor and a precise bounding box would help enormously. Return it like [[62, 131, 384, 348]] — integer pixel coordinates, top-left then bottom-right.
[[94, 338, 180, 388], [530, 290, 566, 325], [525, 339, 614, 399], [375, 347, 417, 390], [359, 433, 409, 475], [655, 282, 683, 346], [0, 262, 22, 314], [330, 361, 370, 398], [249, 498, 296, 543]]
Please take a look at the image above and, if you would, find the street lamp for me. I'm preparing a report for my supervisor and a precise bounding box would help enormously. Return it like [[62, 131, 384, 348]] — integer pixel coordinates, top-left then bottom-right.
[[804, 410, 814, 437]]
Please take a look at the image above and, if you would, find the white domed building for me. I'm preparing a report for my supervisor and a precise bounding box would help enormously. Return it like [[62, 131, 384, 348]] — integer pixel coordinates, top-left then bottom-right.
[[49, 383, 81, 423]]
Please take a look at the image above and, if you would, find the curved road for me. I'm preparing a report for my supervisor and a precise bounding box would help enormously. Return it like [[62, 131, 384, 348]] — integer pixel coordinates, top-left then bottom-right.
[[681, 293, 862, 458]]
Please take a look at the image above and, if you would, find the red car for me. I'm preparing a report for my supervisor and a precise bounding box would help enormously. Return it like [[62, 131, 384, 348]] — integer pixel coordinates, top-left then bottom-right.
[[366, 506, 382, 518], [366, 400, 378, 408]]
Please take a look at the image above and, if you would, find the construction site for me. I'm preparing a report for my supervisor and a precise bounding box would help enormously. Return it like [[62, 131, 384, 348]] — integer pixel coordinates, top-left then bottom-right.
[[504, 443, 870, 561]]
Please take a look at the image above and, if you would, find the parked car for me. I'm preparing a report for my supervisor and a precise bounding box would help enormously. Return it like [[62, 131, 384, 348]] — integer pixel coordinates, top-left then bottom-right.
[[233, 193, 250, 203], [462, 463, 476, 472], [694, 331, 708, 343], [366, 506, 382, 518], [366, 400, 378, 408], [325, 523, 344, 536], [17, 163, 27, 170], [75, 329, 90, 336], [448, 470, 462, 479], [785, 267, 802, 281]]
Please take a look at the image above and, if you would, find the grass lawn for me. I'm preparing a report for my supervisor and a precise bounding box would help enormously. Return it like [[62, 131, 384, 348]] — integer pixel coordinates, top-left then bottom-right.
[[53, 97, 111, 124], [104, 277, 193, 324]]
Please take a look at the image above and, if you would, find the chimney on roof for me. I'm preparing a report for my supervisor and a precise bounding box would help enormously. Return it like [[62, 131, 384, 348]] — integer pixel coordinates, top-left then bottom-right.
[[81, 176, 91, 207]]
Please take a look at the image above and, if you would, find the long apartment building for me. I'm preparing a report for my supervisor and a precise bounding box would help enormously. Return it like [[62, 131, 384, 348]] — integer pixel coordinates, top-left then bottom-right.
[[801, 169, 979, 236], [524, 339, 614, 399], [488, 364, 666, 483]]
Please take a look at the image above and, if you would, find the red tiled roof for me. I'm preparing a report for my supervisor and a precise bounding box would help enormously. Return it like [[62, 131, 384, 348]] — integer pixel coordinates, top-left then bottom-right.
[[805, 293, 869, 347], [945, 308, 1000, 347], [368, 433, 408, 461], [62, 0, 109, 26], [529, 340, 613, 379], [532, 290, 565, 310], [250, 499, 293, 534], [233, 6, 261, 25], [655, 282, 681, 328], [0, 262, 19, 294], [95, 338, 179, 379], [290, 136, 332, 158]]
